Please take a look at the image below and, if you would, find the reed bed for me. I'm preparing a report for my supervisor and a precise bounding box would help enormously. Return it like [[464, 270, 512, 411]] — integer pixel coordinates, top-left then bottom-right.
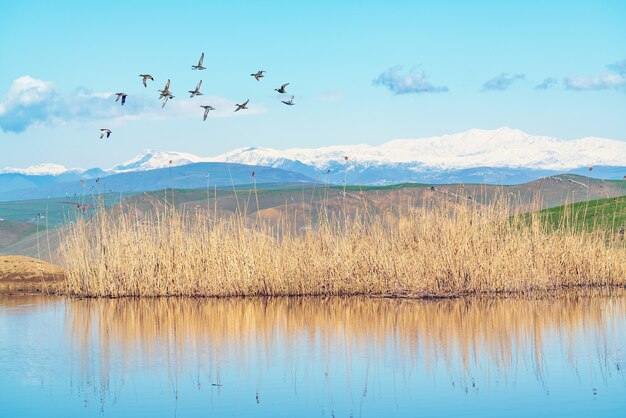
[[60, 194, 626, 298]]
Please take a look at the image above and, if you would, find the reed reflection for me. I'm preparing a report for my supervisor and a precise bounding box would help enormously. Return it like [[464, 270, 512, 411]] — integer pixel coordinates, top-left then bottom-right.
[[65, 292, 626, 398]]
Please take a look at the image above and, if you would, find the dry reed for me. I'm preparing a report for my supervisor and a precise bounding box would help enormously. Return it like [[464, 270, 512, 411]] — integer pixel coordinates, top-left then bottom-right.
[[60, 193, 626, 298]]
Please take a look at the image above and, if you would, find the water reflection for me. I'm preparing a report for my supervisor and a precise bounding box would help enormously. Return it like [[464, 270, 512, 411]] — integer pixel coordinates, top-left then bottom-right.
[[1, 292, 625, 417]]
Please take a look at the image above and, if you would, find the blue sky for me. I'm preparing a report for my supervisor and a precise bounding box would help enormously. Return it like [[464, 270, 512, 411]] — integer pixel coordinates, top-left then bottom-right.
[[1, 0, 625, 169]]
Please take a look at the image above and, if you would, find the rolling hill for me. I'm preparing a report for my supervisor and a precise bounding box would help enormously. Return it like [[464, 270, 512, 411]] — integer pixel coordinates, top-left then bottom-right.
[[1, 163, 315, 201]]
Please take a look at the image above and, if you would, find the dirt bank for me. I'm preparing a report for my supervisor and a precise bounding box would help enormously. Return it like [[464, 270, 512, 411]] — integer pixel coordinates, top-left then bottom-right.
[[0, 256, 65, 295]]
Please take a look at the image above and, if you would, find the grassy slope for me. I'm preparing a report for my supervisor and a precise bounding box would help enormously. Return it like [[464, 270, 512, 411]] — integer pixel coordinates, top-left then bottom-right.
[[532, 195, 626, 231], [0, 193, 124, 226]]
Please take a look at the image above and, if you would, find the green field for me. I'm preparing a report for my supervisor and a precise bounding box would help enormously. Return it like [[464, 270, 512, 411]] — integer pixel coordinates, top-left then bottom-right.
[[524, 195, 626, 232]]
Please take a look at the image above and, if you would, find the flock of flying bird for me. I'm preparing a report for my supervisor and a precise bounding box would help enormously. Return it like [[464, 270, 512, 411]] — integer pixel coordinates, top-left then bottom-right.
[[100, 53, 295, 139]]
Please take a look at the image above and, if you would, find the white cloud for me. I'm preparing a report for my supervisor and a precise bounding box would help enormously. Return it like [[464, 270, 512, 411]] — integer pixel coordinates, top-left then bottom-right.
[[564, 73, 625, 91], [0, 76, 61, 132], [0, 76, 265, 133], [481, 73, 525, 91], [535, 77, 558, 90], [563, 58, 626, 91], [373, 66, 448, 94]]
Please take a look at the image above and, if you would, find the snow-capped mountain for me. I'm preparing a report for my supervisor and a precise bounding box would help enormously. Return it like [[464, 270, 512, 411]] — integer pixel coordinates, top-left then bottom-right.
[[0, 163, 84, 176], [210, 128, 626, 171], [111, 149, 211, 173], [2, 128, 626, 190]]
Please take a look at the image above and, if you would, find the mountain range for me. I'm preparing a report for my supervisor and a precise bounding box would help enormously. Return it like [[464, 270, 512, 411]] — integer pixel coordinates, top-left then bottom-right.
[[1, 128, 625, 201]]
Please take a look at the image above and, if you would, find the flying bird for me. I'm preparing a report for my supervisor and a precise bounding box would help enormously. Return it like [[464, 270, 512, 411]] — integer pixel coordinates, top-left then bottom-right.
[[200, 105, 215, 121], [192, 52, 206, 70], [274, 83, 289, 93], [139, 74, 154, 88], [100, 129, 112, 139], [281, 95, 295, 106], [161, 93, 174, 108], [234, 99, 249, 112], [115, 92, 128, 106], [250, 70, 265, 81], [189, 80, 203, 98], [158, 79, 172, 99]]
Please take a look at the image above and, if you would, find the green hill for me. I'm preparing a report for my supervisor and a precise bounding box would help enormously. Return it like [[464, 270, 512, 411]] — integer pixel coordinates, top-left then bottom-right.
[[526, 195, 626, 232]]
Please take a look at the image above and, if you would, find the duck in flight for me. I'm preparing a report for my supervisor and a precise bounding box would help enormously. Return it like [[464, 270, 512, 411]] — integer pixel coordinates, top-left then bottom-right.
[[100, 129, 112, 139], [158, 79, 172, 99], [189, 80, 203, 98], [192, 53, 206, 70], [200, 105, 215, 121], [234, 99, 249, 112], [139, 74, 154, 88], [274, 83, 289, 93], [115, 92, 128, 106], [281, 95, 295, 106], [250, 70, 265, 81], [161, 93, 174, 108]]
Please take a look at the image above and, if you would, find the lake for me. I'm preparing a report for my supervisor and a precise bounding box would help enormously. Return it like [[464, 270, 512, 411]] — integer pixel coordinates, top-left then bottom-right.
[[1, 292, 625, 417]]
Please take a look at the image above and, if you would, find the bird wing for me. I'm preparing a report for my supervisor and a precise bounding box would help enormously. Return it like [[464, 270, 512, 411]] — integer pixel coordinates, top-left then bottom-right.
[[143, 78, 147, 88], [203, 108, 209, 120], [243, 99, 249, 106], [121, 95, 127, 105], [165, 79, 170, 90], [100, 132, 104, 139], [197, 80, 202, 90], [106, 131, 111, 138], [282, 83, 289, 89], [115, 94, 120, 102], [199, 52, 204, 66]]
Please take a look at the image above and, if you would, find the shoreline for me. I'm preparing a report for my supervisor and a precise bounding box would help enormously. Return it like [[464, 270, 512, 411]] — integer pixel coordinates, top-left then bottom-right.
[[0, 256, 65, 296], [2, 255, 624, 300]]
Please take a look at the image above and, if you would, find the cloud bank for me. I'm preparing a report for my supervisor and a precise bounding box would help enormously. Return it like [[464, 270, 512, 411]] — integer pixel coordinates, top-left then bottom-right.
[[0, 76, 265, 133], [373, 66, 448, 94], [481, 73, 525, 91], [564, 58, 626, 91], [0, 76, 156, 133], [535, 77, 558, 90]]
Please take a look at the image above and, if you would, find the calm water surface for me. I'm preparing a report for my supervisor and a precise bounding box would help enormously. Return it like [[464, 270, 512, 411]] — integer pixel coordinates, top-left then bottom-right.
[[1, 293, 625, 417]]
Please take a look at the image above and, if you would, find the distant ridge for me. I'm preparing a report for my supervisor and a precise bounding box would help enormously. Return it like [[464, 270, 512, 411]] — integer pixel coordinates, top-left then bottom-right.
[[1, 128, 625, 198], [211, 127, 626, 171]]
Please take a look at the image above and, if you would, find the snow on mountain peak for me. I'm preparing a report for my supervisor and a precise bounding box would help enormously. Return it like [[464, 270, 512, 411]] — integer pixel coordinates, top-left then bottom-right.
[[0, 163, 81, 176], [111, 149, 210, 172], [211, 127, 626, 170], [3, 128, 625, 178]]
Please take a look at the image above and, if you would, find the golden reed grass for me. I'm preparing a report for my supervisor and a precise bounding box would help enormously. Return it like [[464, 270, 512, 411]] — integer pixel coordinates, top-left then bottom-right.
[[59, 193, 626, 297]]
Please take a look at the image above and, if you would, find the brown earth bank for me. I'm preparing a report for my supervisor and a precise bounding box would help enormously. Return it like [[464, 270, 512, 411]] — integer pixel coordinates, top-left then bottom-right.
[[0, 256, 65, 295]]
